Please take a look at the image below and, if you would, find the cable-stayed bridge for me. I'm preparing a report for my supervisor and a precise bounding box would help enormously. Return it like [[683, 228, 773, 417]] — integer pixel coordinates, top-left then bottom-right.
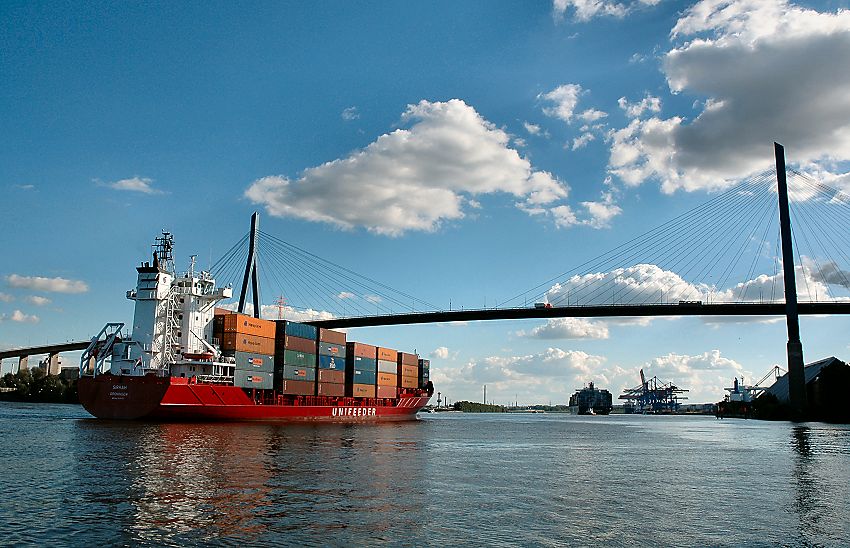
[[4, 144, 849, 414]]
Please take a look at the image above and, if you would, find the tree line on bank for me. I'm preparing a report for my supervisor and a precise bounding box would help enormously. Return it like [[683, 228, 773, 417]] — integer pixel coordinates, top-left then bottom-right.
[[0, 368, 78, 403]]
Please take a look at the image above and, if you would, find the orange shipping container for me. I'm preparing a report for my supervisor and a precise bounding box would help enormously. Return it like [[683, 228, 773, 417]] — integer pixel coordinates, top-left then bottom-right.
[[399, 364, 418, 378], [347, 342, 376, 359], [377, 385, 397, 399], [319, 328, 346, 345], [351, 383, 376, 398], [399, 352, 418, 366], [377, 348, 398, 362], [222, 313, 276, 339], [377, 372, 397, 386], [318, 369, 345, 384], [400, 376, 418, 388], [221, 333, 275, 355]]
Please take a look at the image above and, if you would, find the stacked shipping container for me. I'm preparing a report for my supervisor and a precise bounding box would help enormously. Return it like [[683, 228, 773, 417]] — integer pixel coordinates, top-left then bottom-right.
[[275, 321, 319, 395], [214, 311, 276, 390], [398, 352, 419, 389], [317, 328, 346, 397], [214, 310, 428, 400]]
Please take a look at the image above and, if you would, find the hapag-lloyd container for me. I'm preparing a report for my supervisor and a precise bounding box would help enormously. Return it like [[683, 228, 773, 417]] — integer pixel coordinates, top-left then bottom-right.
[[351, 383, 376, 398], [400, 375, 418, 389], [319, 328, 346, 345], [221, 333, 275, 355], [234, 369, 274, 390], [377, 372, 397, 386], [319, 355, 345, 371], [377, 359, 396, 373], [399, 352, 418, 366], [233, 351, 275, 373], [377, 348, 398, 362], [398, 364, 418, 378], [219, 313, 276, 339]]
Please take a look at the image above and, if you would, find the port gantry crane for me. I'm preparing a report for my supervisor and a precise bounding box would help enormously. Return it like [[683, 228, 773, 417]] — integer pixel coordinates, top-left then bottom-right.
[[619, 369, 688, 414]]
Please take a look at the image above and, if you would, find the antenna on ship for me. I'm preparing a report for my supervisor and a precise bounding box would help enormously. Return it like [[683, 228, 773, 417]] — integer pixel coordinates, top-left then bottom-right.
[[238, 212, 262, 318]]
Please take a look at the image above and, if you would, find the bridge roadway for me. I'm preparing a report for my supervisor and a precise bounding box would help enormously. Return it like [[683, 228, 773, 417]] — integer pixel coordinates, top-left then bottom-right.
[[308, 302, 850, 329], [2, 302, 849, 360]]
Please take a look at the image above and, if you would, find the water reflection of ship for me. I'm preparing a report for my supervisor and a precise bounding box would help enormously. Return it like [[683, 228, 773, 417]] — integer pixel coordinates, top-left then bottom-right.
[[569, 382, 613, 415]]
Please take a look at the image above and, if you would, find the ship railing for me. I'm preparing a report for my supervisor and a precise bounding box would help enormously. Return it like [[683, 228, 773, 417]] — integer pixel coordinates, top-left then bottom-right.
[[196, 374, 233, 385]]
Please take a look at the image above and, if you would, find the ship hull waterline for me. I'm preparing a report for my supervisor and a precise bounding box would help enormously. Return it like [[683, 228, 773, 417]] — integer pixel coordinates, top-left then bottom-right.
[[78, 375, 430, 422]]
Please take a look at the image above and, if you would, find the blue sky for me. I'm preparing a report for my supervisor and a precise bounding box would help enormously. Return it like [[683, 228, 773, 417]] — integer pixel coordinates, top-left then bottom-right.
[[2, 0, 850, 404]]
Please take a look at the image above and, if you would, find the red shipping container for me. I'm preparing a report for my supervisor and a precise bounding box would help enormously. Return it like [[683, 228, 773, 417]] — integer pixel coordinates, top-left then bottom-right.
[[319, 328, 346, 345], [399, 352, 418, 366], [281, 379, 314, 396], [377, 385, 397, 399], [348, 342, 377, 359], [283, 335, 317, 353], [318, 369, 345, 384], [351, 383, 376, 398], [377, 372, 397, 386], [317, 382, 345, 397]]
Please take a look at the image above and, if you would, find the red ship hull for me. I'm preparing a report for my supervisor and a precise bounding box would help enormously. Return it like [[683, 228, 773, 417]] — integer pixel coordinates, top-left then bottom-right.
[[78, 374, 431, 422]]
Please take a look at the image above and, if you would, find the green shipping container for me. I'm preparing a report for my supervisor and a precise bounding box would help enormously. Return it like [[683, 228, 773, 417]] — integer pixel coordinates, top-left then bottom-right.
[[282, 350, 317, 368]]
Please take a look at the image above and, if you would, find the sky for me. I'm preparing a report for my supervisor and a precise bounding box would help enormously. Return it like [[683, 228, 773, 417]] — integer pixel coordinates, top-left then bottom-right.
[[2, 0, 850, 405]]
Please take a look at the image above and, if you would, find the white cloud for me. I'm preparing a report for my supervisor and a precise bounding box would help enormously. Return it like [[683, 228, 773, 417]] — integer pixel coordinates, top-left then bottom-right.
[[13, 184, 35, 190], [539, 84, 583, 122], [578, 108, 608, 122], [364, 295, 382, 304], [0, 292, 12, 302], [609, 0, 850, 192], [337, 292, 356, 300], [545, 262, 842, 309], [572, 133, 595, 150], [245, 99, 569, 236], [580, 192, 623, 228], [553, 0, 661, 22], [432, 346, 449, 359], [523, 121, 543, 135], [341, 106, 360, 121], [817, 261, 850, 289], [617, 95, 662, 118], [518, 317, 610, 339], [218, 302, 336, 322], [0, 310, 40, 323], [25, 296, 51, 306], [105, 177, 164, 195], [6, 274, 88, 294]]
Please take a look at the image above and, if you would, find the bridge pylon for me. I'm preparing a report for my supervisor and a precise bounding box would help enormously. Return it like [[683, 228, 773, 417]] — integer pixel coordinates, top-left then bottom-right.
[[775, 142, 807, 418]]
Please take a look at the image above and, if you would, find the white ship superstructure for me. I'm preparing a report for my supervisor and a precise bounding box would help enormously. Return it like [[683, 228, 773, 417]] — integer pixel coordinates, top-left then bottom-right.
[[108, 232, 233, 378]]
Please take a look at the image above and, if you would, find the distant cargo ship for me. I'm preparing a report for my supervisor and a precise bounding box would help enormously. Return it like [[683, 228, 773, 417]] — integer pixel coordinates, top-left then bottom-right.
[[569, 382, 612, 415], [77, 232, 433, 421]]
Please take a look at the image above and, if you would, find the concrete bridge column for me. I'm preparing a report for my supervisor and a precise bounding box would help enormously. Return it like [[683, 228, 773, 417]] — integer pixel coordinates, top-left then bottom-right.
[[18, 355, 28, 372], [46, 353, 60, 376]]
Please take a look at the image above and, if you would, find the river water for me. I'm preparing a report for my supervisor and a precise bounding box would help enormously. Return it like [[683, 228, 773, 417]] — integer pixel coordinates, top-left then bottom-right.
[[0, 403, 847, 547]]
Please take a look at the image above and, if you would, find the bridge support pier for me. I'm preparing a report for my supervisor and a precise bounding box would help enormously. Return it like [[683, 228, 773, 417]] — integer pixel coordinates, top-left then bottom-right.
[[18, 355, 29, 372], [46, 353, 60, 376]]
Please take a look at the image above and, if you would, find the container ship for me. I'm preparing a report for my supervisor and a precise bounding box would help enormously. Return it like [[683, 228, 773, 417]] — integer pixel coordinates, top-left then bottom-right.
[[77, 232, 433, 421], [568, 382, 612, 415]]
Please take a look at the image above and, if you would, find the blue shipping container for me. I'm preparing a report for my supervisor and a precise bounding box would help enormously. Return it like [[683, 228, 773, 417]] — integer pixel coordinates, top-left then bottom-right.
[[352, 368, 377, 385], [284, 321, 318, 341], [234, 370, 274, 390], [319, 341, 347, 358], [347, 355, 377, 371], [319, 355, 345, 371]]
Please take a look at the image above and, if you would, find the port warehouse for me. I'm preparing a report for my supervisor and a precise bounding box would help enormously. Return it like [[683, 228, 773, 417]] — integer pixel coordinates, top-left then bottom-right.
[[202, 308, 431, 399]]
